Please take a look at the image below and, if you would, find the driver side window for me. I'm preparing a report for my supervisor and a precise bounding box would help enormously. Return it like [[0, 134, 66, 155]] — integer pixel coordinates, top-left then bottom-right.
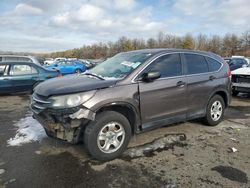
[[140, 53, 182, 78]]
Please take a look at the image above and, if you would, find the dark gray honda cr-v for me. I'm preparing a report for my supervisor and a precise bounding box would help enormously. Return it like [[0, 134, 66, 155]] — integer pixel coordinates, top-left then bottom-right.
[[31, 49, 231, 161]]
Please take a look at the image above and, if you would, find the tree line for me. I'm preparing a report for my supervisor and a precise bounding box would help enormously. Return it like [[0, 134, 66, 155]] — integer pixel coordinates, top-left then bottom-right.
[[46, 30, 250, 59]]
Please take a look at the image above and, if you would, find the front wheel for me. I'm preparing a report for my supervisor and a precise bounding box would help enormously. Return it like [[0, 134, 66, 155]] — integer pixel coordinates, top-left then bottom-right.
[[75, 69, 82, 74], [203, 95, 225, 126], [84, 111, 131, 161]]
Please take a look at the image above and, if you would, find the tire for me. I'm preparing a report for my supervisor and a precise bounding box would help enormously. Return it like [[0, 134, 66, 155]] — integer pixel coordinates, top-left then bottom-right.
[[84, 111, 132, 161], [203, 95, 225, 126], [232, 89, 239, 96], [75, 69, 81, 74]]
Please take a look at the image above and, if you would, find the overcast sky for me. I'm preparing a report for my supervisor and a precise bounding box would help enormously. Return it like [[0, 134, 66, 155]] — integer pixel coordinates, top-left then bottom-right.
[[0, 0, 250, 52]]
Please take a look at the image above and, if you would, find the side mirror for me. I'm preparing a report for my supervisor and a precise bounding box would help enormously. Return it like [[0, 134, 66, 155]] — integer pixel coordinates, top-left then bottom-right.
[[141, 71, 161, 82], [242, 64, 247, 68]]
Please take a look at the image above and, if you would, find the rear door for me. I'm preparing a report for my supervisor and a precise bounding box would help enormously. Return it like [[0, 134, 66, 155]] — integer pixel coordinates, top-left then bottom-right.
[[0, 64, 12, 94], [182, 53, 213, 119], [138, 53, 187, 129], [9, 64, 39, 92]]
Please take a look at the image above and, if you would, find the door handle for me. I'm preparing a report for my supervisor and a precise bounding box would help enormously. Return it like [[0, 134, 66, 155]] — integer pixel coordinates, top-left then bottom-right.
[[3, 78, 9, 80], [176, 81, 186, 87], [209, 75, 216, 80]]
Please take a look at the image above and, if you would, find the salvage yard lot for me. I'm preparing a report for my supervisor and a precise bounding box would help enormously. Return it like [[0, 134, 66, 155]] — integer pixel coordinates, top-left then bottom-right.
[[0, 94, 249, 187]]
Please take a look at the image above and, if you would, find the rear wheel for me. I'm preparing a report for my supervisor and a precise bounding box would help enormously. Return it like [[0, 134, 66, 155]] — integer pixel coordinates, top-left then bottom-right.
[[84, 111, 131, 161], [203, 95, 225, 126]]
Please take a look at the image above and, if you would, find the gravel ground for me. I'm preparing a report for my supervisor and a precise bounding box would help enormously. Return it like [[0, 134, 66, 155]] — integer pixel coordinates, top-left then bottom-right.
[[0, 93, 249, 188]]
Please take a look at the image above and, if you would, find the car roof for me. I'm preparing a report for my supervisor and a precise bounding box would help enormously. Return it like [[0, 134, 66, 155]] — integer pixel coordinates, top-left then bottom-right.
[[0, 61, 35, 64], [121, 48, 223, 62], [0, 61, 43, 68]]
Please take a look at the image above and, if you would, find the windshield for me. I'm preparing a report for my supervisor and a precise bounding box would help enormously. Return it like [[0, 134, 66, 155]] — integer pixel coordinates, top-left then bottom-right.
[[89, 52, 152, 79]]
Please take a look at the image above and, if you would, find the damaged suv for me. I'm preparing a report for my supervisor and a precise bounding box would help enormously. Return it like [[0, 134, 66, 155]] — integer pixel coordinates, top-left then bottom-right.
[[31, 49, 231, 161]]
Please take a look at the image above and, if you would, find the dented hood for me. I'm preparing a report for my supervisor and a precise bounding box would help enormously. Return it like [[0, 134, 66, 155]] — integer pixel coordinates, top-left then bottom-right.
[[35, 74, 117, 97]]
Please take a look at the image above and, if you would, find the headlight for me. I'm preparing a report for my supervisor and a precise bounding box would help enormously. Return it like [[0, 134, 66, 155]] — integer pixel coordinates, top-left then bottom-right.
[[50, 90, 96, 108]]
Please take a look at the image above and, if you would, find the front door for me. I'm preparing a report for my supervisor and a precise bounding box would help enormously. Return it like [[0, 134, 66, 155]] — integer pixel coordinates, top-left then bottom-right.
[[137, 53, 187, 129]]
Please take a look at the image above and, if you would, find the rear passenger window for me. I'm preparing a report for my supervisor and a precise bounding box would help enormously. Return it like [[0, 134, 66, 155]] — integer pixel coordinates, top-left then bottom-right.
[[206, 57, 222, 72], [10, 65, 38, 75], [184, 54, 208, 74], [142, 54, 182, 78]]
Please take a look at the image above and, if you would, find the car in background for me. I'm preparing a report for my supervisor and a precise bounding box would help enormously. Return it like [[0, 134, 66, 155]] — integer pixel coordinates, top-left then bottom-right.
[[232, 56, 250, 64], [54, 57, 66, 62], [44, 58, 54, 65], [0, 61, 59, 94], [79, 59, 95, 69], [226, 57, 248, 71], [231, 63, 250, 96], [0, 55, 41, 65], [45, 60, 86, 75]]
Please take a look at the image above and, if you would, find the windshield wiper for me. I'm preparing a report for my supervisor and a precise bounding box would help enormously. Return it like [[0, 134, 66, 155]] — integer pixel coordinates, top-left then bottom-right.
[[83, 72, 105, 80]]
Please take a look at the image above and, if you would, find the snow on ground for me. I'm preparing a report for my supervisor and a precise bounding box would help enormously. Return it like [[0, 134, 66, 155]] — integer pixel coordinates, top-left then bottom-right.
[[7, 113, 47, 146]]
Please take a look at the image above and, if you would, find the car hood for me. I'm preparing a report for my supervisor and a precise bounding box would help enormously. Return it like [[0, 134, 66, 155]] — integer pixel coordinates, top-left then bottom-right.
[[232, 67, 250, 75], [35, 74, 118, 97]]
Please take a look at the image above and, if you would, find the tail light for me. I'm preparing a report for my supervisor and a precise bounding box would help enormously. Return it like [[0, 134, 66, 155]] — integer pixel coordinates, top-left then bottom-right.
[[227, 68, 231, 77], [225, 61, 231, 78]]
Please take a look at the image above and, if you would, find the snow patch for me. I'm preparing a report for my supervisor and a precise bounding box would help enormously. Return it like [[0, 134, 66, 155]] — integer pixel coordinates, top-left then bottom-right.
[[7, 113, 47, 146]]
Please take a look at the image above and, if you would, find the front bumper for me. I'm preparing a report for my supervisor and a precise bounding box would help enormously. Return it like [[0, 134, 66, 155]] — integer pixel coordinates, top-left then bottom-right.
[[30, 93, 95, 143], [232, 74, 250, 93]]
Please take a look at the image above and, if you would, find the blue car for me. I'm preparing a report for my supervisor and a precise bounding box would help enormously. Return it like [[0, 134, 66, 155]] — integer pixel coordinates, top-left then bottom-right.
[[0, 61, 59, 94], [45, 60, 86, 75]]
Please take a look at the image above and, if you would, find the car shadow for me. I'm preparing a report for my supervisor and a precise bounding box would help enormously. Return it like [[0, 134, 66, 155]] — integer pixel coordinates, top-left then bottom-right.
[[225, 106, 250, 120]]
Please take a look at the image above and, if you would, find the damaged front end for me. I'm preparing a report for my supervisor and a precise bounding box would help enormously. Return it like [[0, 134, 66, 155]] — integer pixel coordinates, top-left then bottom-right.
[[30, 93, 95, 144]]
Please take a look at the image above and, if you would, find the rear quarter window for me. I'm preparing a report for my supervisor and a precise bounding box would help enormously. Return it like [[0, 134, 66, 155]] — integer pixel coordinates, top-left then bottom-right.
[[206, 57, 222, 72], [184, 54, 209, 75]]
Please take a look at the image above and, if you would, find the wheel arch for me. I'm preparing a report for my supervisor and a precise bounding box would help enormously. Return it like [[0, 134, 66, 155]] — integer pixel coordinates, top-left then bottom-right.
[[208, 89, 230, 108], [95, 102, 141, 134]]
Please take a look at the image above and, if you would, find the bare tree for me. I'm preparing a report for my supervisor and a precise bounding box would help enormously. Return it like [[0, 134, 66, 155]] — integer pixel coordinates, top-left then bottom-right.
[[241, 30, 250, 56], [195, 34, 207, 51], [47, 29, 250, 59]]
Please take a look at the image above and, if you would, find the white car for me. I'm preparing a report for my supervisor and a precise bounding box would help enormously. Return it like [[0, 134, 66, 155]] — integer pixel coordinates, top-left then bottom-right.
[[44, 58, 54, 65], [231, 64, 250, 96]]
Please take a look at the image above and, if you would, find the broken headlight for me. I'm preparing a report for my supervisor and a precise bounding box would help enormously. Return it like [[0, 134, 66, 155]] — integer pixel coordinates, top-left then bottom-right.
[[50, 90, 96, 108]]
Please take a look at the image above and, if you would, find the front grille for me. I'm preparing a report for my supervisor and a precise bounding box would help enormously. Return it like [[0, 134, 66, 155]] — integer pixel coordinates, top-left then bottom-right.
[[30, 93, 51, 114], [232, 75, 250, 83]]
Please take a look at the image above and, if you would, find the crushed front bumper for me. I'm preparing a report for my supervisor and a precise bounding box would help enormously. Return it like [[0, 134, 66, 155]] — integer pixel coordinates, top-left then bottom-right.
[[30, 93, 96, 143]]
